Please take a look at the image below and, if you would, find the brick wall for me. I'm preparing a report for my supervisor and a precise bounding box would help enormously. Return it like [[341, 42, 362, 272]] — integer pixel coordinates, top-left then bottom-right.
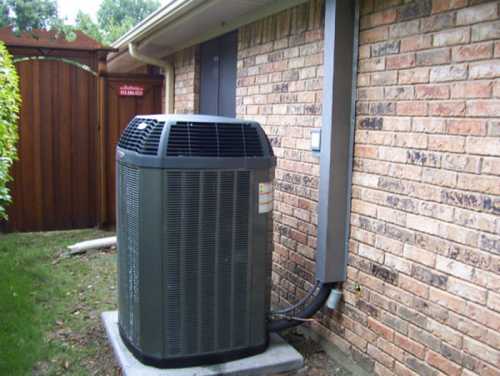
[[170, 0, 500, 374], [236, 0, 325, 307], [173, 46, 199, 114], [345, 0, 500, 375]]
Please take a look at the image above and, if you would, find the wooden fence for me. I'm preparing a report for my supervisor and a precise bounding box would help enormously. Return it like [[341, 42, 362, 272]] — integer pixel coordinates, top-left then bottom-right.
[[1, 28, 163, 232]]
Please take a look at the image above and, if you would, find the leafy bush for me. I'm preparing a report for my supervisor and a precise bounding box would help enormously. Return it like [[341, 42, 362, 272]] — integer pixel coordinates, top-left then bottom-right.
[[0, 42, 20, 220]]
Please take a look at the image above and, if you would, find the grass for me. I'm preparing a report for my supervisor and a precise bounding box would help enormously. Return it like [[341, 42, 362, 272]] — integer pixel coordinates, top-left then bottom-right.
[[0, 229, 118, 375], [0, 229, 353, 376]]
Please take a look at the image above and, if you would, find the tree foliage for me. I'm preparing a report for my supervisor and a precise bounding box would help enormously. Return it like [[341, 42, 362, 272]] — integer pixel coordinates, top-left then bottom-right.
[[74, 10, 103, 43], [0, 42, 20, 220], [0, 0, 58, 31], [0, 0, 160, 46], [97, 0, 160, 44]]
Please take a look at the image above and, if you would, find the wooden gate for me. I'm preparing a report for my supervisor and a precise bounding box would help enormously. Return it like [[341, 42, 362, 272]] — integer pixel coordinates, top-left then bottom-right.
[[1, 28, 163, 231], [98, 74, 163, 227], [7, 57, 99, 232]]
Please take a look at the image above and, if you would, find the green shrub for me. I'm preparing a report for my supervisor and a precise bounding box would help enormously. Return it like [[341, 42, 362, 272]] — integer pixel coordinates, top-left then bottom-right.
[[0, 42, 20, 220]]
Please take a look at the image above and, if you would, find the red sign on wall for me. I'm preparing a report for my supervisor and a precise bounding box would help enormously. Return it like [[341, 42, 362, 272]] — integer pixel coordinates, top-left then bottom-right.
[[119, 85, 144, 96]]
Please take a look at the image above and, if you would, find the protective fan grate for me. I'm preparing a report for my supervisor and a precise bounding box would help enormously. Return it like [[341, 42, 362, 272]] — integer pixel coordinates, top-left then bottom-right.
[[118, 118, 165, 155], [166, 122, 264, 157], [164, 170, 251, 356], [119, 164, 140, 344]]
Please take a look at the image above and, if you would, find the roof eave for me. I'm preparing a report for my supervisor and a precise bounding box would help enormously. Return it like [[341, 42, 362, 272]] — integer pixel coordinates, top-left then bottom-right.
[[111, 0, 203, 49]]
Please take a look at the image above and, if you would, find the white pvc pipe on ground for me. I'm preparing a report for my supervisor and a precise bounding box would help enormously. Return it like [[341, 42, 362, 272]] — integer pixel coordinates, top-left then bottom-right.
[[67, 236, 117, 253]]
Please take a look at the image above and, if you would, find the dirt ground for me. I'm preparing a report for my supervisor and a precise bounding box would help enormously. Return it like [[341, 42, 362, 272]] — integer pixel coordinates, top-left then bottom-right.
[[283, 332, 352, 376], [76, 250, 351, 375], [67, 248, 351, 376], [40, 244, 351, 375]]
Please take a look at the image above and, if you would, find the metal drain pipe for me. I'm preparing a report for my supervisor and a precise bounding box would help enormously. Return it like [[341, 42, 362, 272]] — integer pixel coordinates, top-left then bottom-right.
[[128, 43, 174, 113], [268, 0, 358, 331]]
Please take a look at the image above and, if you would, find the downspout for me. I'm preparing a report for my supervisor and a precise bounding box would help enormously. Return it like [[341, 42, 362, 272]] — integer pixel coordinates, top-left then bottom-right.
[[269, 0, 359, 332], [128, 43, 174, 113]]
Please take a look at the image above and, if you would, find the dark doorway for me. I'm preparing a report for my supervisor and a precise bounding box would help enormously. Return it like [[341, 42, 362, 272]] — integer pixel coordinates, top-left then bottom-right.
[[200, 31, 237, 117]]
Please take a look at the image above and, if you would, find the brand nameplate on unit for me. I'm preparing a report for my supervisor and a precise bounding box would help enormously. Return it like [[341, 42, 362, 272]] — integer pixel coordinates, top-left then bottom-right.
[[258, 182, 273, 214]]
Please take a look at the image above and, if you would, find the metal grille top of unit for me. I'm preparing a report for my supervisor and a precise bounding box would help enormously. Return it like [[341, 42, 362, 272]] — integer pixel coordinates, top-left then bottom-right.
[[117, 115, 273, 158], [167, 122, 263, 157], [118, 118, 165, 155]]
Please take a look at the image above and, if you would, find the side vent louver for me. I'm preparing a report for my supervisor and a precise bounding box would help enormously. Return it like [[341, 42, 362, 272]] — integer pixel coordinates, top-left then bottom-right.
[[118, 118, 165, 155], [166, 122, 264, 157]]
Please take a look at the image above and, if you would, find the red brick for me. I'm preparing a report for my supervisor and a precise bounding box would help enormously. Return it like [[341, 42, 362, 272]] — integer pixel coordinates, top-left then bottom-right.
[[397, 101, 428, 116], [403, 244, 436, 267], [383, 117, 412, 131], [399, 275, 429, 298], [430, 64, 467, 82], [384, 86, 414, 100], [422, 13, 455, 33], [378, 338, 406, 363], [426, 350, 461, 376], [374, 362, 392, 376], [472, 20, 500, 42], [358, 87, 384, 100], [367, 344, 395, 369], [360, 26, 388, 44], [433, 28, 470, 47], [469, 60, 500, 79], [413, 117, 446, 133], [390, 19, 420, 38], [359, 45, 371, 59], [466, 136, 500, 156], [429, 101, 466, 117], [429, 135, 465, 152], [416, 48, 450, 66], [358, 243, 385, 264], [463, 337, 500, 367], [359, 57, 386, 72], [394, 333, 426, 359], [415, 84, 449, 99], [401, 35, 432, 52], [368, 317, 394, 341], [448, 277, 487, 304], [487, 292, 500, 312], [451, 81, 492, 98], [399, 68, 429, 84], [429, 288, 466, 314], [452, 42, 493, 62], [482, 156, 500, 174], [458, 173, 500, 195], [360, 0, 374, 15], [394, 362, 419, 376], [494, 81, 500, 97], [372, 70, 398, 85], [456, 2, 499, 25], [466, 302, 500, 331], [363, 8, 398, 29], [386, 53, 416, 69], [467, 100, 500, 117], [447, 119, 487, 135], [431, 0, 467, 14], [239, 3, 500, 372]]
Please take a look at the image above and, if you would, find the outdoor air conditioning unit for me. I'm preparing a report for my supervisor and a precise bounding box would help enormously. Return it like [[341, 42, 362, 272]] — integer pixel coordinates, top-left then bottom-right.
[[116, 114, 276, 368]]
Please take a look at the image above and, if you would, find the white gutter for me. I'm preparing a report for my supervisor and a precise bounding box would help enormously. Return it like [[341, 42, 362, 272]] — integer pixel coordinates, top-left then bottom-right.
[[128, 43, 174, 113], [112, 0, 203, 49]]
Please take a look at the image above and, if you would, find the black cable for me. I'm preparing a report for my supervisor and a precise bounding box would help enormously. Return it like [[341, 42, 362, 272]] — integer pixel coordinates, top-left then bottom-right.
[[268, 283, 334, 332], [270, 281, 320, 315]]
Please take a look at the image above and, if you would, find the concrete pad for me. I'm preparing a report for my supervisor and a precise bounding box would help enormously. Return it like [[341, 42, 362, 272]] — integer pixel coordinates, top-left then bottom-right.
[[102, 311, 304, 376]]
